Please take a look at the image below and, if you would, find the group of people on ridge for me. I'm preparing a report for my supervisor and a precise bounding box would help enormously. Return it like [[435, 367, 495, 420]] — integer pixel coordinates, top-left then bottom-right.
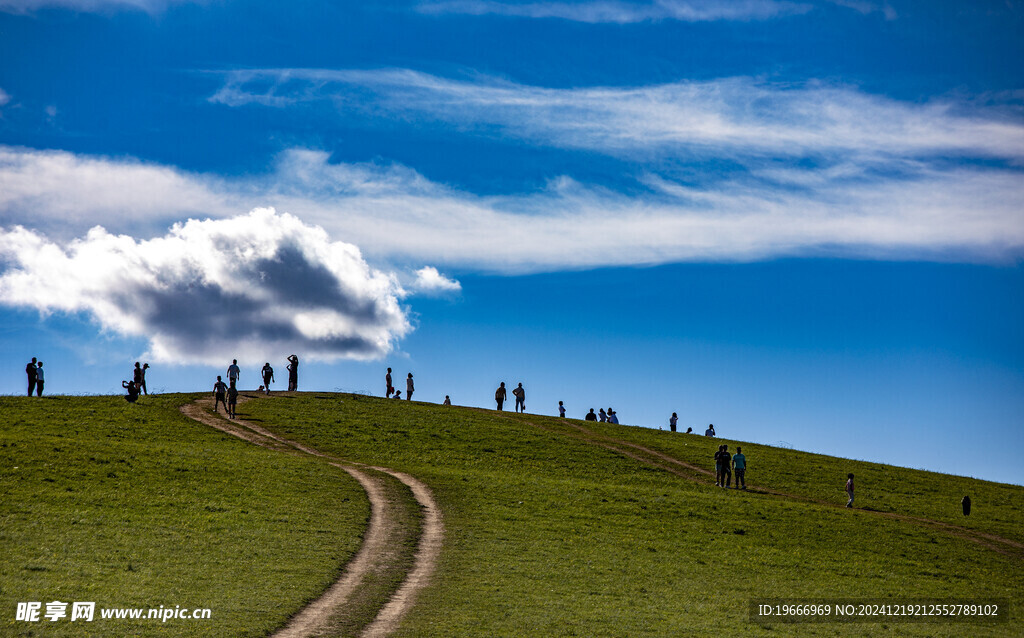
[[122, 361, 151, 402], [24, 357, 45, 397], [493, 382, 527, 413], [385, 368, 415, 400], [714, 444, 747, 489]]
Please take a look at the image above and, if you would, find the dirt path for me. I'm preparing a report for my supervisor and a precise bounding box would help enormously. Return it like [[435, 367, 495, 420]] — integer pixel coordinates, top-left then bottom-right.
[[506, 412, 1024, 560], [180, 395, 444, 637]]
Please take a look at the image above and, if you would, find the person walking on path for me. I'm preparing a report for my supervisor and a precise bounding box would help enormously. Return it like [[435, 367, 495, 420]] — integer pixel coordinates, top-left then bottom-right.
[[513, 383, 526, 413], [585, 408, 597, 421], [286, 355, 299, 391], [227, 359, 241, 387], [261, 362, 274, 395], [732, 447, 747, 489], [213, 376, 228, 413], [558, 401, 566, 418], [227, 383, 238, 419], [845, 473, 855, 508], [495, 382, 507, 411], [26, 357, 38, 397], [34, 362, 45, 396], [669, 412, 678, 433], [405, 372, 414, 400], [386, 367, 394, 398]]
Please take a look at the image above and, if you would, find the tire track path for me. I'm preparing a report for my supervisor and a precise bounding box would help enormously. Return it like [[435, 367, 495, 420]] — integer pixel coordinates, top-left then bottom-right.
[[180, 394, 443, 637]]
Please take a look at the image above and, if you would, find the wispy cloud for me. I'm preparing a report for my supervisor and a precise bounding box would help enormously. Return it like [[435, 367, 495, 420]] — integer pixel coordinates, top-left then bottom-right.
[[415, 0, 812, 23], [0, 0, 196, 14], [0, 209, 414, 365], [0, 88, 10, 107], [210, 69, 1024, 163], [1, 146, 1021, 273]]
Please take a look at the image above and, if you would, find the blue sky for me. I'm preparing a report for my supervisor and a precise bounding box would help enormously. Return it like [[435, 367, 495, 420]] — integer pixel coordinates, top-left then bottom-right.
[[1, 0, 1022, 484]]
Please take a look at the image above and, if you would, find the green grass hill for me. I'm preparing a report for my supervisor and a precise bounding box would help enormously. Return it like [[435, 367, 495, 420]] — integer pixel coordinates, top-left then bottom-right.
[[2, 392, 1021, 637]]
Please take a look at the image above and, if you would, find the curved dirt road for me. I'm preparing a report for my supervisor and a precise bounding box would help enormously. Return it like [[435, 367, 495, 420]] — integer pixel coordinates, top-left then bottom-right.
[[180, 395, 443, 637]]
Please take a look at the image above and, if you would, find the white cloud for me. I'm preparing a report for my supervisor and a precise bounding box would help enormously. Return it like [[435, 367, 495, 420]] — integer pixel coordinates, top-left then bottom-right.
[[1, 145, 1021, 274], [210, 69, 1024, 163], [415, 0, 812, 22], [0, 88, 10, 107], [411, 266, 462, 295], [0, 209, 413, 365]]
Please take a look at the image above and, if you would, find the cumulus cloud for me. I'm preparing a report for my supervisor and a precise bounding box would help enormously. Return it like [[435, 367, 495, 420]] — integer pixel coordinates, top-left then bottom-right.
[[210, 69, 1024, 163], [415, 0, 812, 23], [0, 209, 414, 365], [1, 145, 1022, 273], [410, 266, 462, 295]]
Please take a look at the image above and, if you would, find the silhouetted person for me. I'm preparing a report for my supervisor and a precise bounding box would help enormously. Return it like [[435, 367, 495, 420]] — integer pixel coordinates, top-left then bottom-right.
[[386, 367, 394, 398], [443, 395, 452, 406], [513, 383, 526, 413], [405, 372, 414, 400], [608, 409, 619, 425], [846, 473, 855, 508], [134, 362, 144, 390], [495, 382, 507, 410], [227, 359, 241, 387], [140, 363, 150, 394], [720, 445, 732, 488], [26, 357, 37, 396], [715, 444, 725, 487], [261, 362, 274, 395], [393, 390, 402, 400], [227, 382, 238, 419], [961, 495, 971, 516], [599, 408, 607, 422], [558, 401, 566, 418], [669, 412, 678, 432], [122, 380, 140, 403], [287, 355, 299, 391], [585, 408, 597, 421], [214, 376, 228, 413], [686, 427, 693, 434], [34, 361, 45, 396], [705, 424, 716, 437]]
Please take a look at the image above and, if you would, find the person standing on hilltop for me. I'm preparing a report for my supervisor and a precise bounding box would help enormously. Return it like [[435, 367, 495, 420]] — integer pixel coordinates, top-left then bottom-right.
[[140, 363, 150, 395], [34, 361, 45, 396], [585, 408, 597, 421], [558, 401, 566, 418], [287, 355, 299, 391], [26, 357, 38, 397], [405, 372, 414, 400], [669, 412, 678, 433], [846, 473, 855, 508], [599, 408, 607, 422], [495, 382, 507, 410], [513, 383, 526, 413], [720, 445, 732, 488], [385, 367, 394, 398], [705, 424, 716, 437]]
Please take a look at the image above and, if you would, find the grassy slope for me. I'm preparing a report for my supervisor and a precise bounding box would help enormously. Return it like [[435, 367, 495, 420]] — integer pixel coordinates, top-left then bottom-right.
[[0, 394, 368, 638], [242, 394, 1023, 638]]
